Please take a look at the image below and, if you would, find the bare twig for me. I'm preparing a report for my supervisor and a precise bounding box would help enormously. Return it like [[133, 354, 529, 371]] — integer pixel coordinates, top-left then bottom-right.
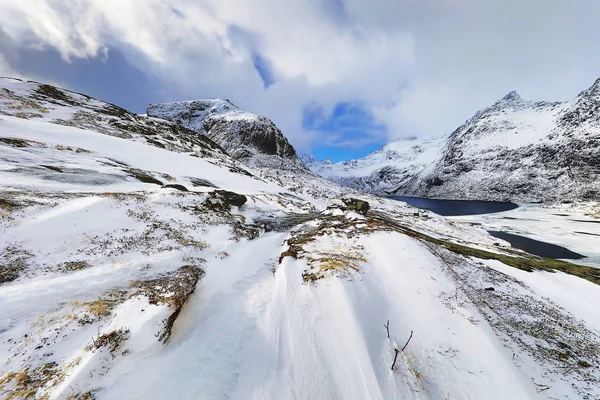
[[391, 348, 400, 370], [384, 320, 390, 338], [401, 330, 414, 352]]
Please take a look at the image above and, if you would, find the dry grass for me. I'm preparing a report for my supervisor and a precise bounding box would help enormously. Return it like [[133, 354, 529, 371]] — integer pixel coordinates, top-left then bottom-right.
[[88, 328, 130, 354], [72, 289, 128, 322], [303, 253, 366, 282], [0, 363, 61, 400], [1, 245, 34, 284], [66, 391, 96, 400], [59, 261, 91, 272]]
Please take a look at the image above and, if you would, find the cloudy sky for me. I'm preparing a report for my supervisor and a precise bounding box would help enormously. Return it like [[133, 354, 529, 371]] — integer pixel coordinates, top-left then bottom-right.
[[1, 0, 599, 161]]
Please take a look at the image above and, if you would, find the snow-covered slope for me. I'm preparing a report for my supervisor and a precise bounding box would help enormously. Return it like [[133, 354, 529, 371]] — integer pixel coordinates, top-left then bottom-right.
[[309, 79, 600, 203], [1, 79, 600, 400], [147, 99, 306, 170], [410, 82, 600, 202], [303, 136, 444, 195]]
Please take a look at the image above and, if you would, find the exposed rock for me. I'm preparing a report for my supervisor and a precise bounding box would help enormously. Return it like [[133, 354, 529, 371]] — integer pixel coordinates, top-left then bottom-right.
[[214, 190, 247, 208], [342, 198, 370, 216], [189, 177, 218, 188], [147, 99, 307, 170], [130, 265, 204, 342], [126, 169, 163, 186], [162, 184, 189, 192]]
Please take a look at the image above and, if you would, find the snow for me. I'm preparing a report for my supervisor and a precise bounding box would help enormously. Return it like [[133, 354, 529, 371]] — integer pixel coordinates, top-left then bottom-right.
[[450, 204, 600, 267], [1, 80, 600, 399], [484, 260, 600, 332], [305, 136, 444, 179], [0, 115, 280, 194], [307, 78, 600, 203]]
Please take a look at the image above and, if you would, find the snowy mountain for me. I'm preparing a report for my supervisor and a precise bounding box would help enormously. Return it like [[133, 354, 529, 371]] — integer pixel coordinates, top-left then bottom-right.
[[308, 79, 600, 203], [147, 99, 306, 171], [1, 78, 600, 399], [302, 136, 444, 195]]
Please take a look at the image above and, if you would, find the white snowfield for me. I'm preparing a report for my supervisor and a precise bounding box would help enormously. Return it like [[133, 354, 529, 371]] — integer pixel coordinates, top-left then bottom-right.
[[1, 83, 600, 399]]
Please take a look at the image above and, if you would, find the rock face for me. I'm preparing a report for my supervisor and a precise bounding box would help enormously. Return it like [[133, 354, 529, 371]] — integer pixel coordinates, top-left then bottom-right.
[[307, 78, 600, 203], [147, 99, 306, 170]]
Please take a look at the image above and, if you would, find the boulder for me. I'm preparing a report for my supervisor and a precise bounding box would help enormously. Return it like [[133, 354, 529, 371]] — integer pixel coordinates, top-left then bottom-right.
[[215, 190, 247, 208], [342, 198, 370, 216]]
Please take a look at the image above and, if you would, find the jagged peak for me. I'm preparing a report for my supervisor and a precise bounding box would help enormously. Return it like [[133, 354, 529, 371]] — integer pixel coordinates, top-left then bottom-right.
[[584, 77, 600, 99], [501, 90, 522, 103]]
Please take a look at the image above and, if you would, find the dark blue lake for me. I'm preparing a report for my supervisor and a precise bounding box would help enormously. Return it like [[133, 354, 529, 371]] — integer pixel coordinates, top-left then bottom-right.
[[390, 196, 519, 216], [390, 196, 585, 260]]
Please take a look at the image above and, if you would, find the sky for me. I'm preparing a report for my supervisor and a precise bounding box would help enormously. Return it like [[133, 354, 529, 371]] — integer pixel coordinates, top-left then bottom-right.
[[1, 1, 599, 162]]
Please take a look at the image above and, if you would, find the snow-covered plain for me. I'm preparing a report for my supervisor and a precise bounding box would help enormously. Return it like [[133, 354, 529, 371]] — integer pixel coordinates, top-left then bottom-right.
[[1, 79, 600, 399]]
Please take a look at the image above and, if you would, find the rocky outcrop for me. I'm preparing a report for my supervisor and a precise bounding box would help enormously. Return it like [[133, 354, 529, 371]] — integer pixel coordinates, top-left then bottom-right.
[[147, 99, 306, 170]]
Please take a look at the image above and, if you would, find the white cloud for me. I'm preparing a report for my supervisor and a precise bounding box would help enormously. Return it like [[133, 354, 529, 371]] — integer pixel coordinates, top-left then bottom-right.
[[1, 0, 599, 155]]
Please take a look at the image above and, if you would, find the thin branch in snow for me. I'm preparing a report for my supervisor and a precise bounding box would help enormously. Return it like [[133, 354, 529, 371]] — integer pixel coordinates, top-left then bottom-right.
[[384, 320, 390, 338], [401, 330, 414, 352], [391, 348, 400, 370]]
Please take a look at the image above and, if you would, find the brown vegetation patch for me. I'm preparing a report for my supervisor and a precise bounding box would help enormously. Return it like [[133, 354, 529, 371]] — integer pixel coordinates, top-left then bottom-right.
[[0, 362, 62, 400], [0, 137, 43, 148], [55, 144, 90, 153], [0, 245, 34, 284], [59, 260, 91, 272], [73, 289, 128, 323], [88, 328, 130, 355]]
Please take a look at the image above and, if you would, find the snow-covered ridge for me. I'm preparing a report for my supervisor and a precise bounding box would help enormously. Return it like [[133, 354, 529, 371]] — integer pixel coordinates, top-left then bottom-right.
[[308, 78, 600, 203], [0, 77, 252, 176], [147, 99, 259, 134], [303, 136, 445, 195], [147, 98, 305, 171]]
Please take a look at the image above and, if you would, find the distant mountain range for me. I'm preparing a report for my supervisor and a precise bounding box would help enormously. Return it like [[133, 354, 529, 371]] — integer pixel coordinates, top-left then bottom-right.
[[305, 79, 600, 203]]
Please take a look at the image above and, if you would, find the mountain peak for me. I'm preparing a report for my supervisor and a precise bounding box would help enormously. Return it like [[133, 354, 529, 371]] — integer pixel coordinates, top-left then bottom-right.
[[585, 77, 600, 99], [147, 99, 303, 169], [501, 90, 522, 103]]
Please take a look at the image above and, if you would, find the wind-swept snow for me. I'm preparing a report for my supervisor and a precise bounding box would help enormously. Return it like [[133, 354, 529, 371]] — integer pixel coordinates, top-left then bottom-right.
[[1, 80, 600, 399]]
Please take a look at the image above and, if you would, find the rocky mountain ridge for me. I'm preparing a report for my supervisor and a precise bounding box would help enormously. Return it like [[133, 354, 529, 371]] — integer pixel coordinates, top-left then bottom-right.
[[147, 99, 306, 171], [307, 78, 600, 203]]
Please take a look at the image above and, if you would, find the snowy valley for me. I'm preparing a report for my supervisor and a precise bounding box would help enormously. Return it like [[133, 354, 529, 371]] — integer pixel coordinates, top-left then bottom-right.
[[1, 78, 600, 400]]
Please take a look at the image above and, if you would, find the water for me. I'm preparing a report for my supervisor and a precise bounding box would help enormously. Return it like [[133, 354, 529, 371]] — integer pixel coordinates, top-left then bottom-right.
[[390, 196, 519, 216], [488, 231, 585, 260], [390, 196, 586, 261]]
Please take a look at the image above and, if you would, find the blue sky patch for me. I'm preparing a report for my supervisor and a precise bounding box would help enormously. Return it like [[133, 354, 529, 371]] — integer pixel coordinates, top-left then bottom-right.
[[251, 52, 275, 88], [303, 101, 387, 162]]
